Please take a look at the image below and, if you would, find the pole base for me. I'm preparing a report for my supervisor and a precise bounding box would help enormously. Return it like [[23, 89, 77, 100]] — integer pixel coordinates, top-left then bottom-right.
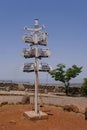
[[23, 111, 48, 120]]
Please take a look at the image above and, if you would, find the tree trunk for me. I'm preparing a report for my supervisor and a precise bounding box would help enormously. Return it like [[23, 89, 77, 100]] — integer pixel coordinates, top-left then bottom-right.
[[65, 82, 69, 96]]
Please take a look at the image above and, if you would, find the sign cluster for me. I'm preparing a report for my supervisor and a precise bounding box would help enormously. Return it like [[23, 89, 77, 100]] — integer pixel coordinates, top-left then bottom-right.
[[22, 19, 52, 73], [21, 19, 52, 114]]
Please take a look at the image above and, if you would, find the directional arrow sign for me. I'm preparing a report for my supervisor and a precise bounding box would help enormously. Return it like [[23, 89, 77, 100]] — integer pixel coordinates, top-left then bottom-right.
[[22, 48, 51, 58], [22, 48, 35, 58], [39, 63, 52, 72], [23, 63, 34, 72], [22, 62, 52, 72], [22, 32, 48, 46]]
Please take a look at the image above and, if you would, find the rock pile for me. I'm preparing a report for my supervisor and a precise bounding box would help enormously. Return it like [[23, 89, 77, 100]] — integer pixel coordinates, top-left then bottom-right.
[[63, 104, 79, 113]]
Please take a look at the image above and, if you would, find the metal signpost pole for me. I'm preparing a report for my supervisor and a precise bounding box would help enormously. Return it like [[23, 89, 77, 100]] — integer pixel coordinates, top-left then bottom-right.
[[34, 46, 39, 114], [34, 20, 39, 114]]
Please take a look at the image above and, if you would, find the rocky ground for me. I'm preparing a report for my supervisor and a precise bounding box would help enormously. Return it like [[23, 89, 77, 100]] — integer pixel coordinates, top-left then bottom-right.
[[0, 93, 87, 130], [0, 104, 87, 130]]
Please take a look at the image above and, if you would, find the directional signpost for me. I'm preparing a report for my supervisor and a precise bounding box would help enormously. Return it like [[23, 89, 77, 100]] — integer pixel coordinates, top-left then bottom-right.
[[22, 19, 52, 119]]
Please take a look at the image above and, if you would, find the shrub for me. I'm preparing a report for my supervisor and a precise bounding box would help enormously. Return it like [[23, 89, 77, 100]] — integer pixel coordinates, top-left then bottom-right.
[[81, 78, 87, 96]]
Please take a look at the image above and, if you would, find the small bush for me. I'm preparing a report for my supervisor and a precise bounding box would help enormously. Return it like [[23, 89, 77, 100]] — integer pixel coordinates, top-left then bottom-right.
[[81, 78, 87, 96]]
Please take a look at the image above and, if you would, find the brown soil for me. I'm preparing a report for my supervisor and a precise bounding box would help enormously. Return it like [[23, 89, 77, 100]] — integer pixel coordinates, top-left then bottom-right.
[[0, 104, 87, 130]]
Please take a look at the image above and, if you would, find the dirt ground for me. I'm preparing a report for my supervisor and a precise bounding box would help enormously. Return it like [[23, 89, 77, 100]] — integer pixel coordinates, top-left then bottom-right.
[[0, 104, 87, 130]]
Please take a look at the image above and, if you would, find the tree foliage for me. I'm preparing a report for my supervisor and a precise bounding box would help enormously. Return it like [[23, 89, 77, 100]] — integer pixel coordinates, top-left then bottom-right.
[[81, 78, 87, 96], [50, 64, 82, 95]]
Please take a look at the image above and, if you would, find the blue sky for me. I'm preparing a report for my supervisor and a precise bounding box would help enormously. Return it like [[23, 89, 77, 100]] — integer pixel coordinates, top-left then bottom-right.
[[0, 0, 87, 83]]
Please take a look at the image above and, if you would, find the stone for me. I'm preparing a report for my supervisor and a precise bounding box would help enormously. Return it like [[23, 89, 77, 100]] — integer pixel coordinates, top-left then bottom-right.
[[63, 104, 79, 113], [63, 105, 72, 112], [70, 104, 79, 113], [9, 120, 16, 124], [17, 84, 25, 91], [1, 101, 8, 106], [85, 107, 87, 120], [21, 94, 30, 104]]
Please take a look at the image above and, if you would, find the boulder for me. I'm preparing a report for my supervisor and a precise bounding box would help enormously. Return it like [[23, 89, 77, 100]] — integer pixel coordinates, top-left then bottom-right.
[[63, 104, 79, 113], [70, 104, 79, 113], [21, 95, 30, 104], [85, 107, 87, 120], [63, 105, 72, 112], [1, 101, 8, 106], [17, 84, 25, 91]]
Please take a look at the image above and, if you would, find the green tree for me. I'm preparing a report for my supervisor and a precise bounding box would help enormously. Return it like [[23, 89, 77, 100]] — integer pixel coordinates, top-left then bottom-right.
[[81, 78, 87, 96], [50, 64, 82, 95]]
